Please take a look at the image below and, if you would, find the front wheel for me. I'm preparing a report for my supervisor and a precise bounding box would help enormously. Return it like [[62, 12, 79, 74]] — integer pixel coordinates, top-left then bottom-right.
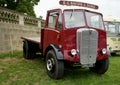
[[45, 50, 64, 79], [90, 58, 109, 74]]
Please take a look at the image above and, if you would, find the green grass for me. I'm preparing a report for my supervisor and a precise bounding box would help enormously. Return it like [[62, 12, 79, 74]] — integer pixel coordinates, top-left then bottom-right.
[[0, 51, 120, 85]]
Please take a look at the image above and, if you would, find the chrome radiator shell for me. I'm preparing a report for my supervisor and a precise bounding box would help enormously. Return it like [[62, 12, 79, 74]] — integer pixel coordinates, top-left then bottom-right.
[[77, 28, 98, 66]]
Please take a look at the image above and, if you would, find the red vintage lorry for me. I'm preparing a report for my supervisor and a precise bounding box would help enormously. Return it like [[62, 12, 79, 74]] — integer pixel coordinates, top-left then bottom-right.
[[21, 0, 109, 79]]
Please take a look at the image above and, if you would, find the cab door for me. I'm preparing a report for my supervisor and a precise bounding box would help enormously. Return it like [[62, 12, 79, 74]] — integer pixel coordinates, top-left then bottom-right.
[[42, 9, 62, 54]]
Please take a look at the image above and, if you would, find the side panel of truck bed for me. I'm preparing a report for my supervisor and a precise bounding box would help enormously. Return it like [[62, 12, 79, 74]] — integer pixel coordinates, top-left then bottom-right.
[[21, 37, 41, 47]]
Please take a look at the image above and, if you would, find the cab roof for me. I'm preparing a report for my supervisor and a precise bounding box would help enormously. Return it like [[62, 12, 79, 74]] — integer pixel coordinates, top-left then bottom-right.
[[48, 5, 102, 16], [47, 0, 101, 14]]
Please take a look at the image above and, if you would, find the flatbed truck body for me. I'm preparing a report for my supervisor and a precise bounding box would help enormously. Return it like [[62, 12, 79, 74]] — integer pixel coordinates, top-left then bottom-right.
[[21, 0, 109, 79]]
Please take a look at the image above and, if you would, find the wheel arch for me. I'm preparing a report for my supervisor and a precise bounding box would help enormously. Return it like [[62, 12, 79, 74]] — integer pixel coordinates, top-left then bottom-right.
[[44, 44, 64, 60]]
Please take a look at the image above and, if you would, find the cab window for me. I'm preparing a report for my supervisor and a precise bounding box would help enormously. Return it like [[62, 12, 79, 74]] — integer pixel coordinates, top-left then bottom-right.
[[48, 12, 58, 29]]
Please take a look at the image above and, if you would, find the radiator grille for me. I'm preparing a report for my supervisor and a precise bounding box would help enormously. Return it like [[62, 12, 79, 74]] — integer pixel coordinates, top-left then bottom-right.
[[77, 28, 98, 65]]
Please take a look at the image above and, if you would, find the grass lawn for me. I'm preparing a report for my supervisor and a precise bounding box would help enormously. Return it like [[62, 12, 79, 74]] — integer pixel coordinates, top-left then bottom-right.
[[0, 51, 120, 85]]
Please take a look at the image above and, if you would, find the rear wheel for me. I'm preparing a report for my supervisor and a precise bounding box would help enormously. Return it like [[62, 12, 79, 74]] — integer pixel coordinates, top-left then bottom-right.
[[90, 58, 109, 74], [23, 40, 35, 59], [45, 50, 64, 79]]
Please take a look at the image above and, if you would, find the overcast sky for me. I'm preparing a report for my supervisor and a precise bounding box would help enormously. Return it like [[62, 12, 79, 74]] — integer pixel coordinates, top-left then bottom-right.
[[34, 0, 120, 20]]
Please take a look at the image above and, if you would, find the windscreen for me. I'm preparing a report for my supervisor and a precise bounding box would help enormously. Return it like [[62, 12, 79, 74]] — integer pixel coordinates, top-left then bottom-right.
[[105, 22, 120, 34], [106, 23, 116, 33], [118, 24, 120, 34], [64, 10, 104, 30], [85, 12, 104, 30], [64, 10, 85, 28]]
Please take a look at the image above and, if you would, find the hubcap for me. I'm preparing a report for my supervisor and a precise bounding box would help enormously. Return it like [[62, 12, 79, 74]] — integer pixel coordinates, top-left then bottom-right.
[[47, 58, 54, 71]]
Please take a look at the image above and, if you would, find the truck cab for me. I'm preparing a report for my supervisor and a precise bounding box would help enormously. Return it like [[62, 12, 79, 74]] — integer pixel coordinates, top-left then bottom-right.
[[22, 0, 109, 79]]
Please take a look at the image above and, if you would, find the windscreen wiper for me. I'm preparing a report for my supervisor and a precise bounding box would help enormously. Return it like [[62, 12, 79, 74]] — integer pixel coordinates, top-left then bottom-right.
[[70, 10, 74, 19]]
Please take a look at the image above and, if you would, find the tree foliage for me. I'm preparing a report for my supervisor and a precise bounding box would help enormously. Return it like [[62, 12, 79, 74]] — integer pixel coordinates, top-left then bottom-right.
[[0, 0, 40, 17]]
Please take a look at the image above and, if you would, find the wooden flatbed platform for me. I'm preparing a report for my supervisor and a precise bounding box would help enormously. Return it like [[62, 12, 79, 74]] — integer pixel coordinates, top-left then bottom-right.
[[21, 37, 41, 44]]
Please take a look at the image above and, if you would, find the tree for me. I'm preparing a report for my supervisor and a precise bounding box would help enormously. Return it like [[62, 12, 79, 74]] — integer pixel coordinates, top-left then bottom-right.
[[0, 0, 40, 17]]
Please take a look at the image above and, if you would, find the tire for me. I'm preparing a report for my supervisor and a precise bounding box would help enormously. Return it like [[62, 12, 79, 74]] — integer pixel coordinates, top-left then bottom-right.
[[89, 58, 109, 74], [45, 50, 64, 79], [23, 40, 35, 59], [111, 53, 116, 56]]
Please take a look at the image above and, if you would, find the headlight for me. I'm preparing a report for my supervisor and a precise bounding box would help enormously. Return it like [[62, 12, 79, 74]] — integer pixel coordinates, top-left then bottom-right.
[[71, 49, 77, 56], [102, 48, 107, 54]]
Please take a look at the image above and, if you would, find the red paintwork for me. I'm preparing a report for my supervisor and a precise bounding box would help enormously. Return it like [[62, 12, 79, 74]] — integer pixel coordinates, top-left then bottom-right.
[[22, 8, 108, 63], [60, 27, 108, 62], [96, 29, 108, 60], [42, 28, 60, 55], [61, 28, 78, 62], [43, 8, 107, 62]]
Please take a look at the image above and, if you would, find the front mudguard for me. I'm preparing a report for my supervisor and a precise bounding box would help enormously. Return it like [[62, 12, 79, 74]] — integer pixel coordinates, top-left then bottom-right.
[[45, 44, 64, 60]]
